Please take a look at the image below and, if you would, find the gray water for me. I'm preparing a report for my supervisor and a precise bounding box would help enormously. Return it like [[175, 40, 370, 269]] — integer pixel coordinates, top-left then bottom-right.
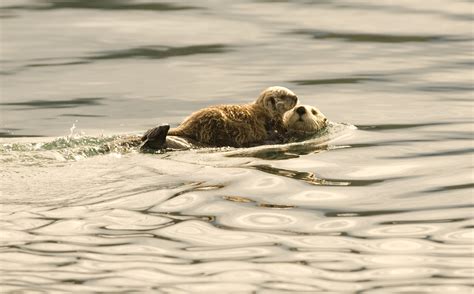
[[1, 0, 473, 293]]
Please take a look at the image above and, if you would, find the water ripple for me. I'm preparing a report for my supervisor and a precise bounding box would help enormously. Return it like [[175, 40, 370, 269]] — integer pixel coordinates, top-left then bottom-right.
[[292, 29, 460, 43], [433, 229, 474, 244], [26, 44, 230, 68], [1, 0, 473, 292], [252, 164, 387, 186], [292, 76, 386, 86], [357, 122, 466, 131], [357, 224, 441, 238], [0, 97, 104, 110], [3, 0, 199, 11], [156, 220, 276, 246], [424, 183, 474, 193], [221, 211, 301, 230]]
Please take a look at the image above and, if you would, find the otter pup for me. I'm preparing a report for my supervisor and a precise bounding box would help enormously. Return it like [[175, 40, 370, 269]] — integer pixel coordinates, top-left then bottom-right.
[[162, 86, 298, 148]]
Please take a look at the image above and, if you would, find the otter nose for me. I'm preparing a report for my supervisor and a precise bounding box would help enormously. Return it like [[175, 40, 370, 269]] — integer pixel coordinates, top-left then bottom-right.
[[295, 106, 306, 115]]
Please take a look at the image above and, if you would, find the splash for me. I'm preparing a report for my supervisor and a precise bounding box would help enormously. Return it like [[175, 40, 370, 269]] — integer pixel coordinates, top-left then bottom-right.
[[0, 133, 140, 164], [67, 121, 77, 140]]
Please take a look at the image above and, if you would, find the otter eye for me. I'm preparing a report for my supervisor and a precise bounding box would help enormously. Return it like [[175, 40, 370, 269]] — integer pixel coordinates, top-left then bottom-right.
[[311, 109, 317, 115]]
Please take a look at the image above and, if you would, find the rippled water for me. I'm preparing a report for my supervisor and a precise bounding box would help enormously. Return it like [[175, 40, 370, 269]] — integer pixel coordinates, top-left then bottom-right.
[[1, 0, 473, 293]]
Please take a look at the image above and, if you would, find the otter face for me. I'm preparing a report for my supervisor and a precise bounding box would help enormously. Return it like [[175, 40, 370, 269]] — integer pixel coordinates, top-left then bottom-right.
[[255, 86, 298, 116], [284, 105, 328, 134]]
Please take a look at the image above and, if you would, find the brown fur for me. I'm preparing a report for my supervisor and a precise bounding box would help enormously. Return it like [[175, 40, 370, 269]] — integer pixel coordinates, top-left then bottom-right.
[[168, 104, 275, 147], [168, 87, 298, 147]]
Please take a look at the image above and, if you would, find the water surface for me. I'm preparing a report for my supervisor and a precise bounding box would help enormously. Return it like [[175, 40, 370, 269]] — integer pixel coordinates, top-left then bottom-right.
[[1, 0, 473, 292]]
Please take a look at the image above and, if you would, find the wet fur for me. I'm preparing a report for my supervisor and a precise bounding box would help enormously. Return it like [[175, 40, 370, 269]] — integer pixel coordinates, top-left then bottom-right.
[[139, 104, 328, 151], [168, 104, 276, 147], [167, 87, 298, 147], [284, 105, 328, 136]]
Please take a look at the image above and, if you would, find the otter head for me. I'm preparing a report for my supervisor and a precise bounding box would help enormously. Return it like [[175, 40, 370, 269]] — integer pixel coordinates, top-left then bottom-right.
[[255, 86, 298, 117], [284, 104, 328, 134]]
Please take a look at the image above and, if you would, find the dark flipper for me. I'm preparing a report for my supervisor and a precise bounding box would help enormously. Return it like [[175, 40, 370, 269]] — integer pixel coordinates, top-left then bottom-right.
[[139, 124, 170, 151]]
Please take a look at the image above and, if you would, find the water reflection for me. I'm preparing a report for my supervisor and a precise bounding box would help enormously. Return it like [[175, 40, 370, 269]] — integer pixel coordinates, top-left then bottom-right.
[[388, 147, 474, 159], [1, 97, 104, 109], [292, 29, 452, 43], [1, 0, 473, 292], [60, 114, 107, 118], [0, 131, 44, 138], [253, 164, 388, 187], [2, 0, 199, 11], [423, 183, 474, 193], [357, 122, 465, 131], [291, 76, 386, 86], [228, 144, 328, 160], [26, 44, 230, 68]]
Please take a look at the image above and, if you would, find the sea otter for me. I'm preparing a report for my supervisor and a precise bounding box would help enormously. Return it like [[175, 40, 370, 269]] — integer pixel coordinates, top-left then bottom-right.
[[283, 104, 328, 139], [140, 104, 328, 151]]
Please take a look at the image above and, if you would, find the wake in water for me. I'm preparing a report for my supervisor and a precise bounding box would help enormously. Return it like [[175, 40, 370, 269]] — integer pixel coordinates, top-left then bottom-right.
[[0, 134, 148, 165], [225, 122, 356, 160], [0, 122, 356, 164]]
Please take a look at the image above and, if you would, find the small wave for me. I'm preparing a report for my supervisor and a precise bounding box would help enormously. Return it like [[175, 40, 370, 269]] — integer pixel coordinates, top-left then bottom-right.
[[24, 44, 230, 68], [0, 97, 104, 110], [292, 29, 463, 43], [2, 1, 199, 12], [0, 135, 139, 163], [226, 121, 356, 160]]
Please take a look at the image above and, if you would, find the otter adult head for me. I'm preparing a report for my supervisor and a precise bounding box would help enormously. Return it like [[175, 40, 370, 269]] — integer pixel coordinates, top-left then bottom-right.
[[255, 86, 298, 116], [284, 104, 328, 134]]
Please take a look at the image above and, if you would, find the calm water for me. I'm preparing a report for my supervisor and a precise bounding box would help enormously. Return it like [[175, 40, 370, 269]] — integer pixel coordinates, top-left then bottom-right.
[[1, 0, 473, 293]]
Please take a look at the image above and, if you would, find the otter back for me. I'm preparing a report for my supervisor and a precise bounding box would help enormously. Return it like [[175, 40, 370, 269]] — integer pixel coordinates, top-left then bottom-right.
[[168, 104, 275, 147]]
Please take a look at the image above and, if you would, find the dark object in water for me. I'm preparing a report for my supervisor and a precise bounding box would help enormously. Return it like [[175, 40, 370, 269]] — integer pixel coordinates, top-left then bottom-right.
[[140, 124, 170, 151], [139, 124, 209, 151]]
